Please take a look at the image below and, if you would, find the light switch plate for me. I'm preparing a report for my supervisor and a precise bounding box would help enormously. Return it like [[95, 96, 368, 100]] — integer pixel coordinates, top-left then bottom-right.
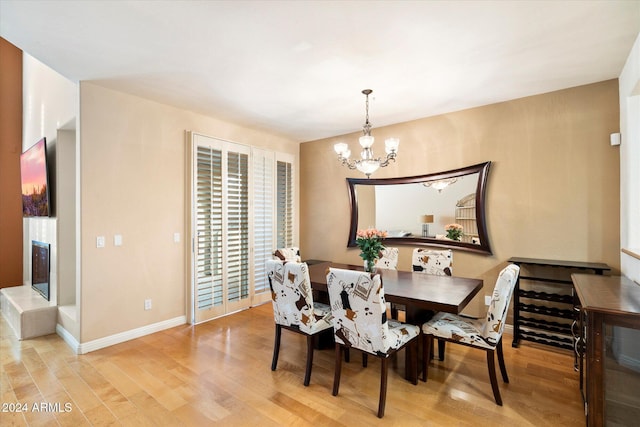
[[485, 295, 491, 306], [96, 236, 106, 248], [174, 232, 180, 243], [114, 234, 123, 246]]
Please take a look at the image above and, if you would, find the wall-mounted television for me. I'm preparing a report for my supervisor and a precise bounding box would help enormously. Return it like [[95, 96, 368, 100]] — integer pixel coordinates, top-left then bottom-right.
[[20, 137, 51, 217], [31, 240, 50, 301]]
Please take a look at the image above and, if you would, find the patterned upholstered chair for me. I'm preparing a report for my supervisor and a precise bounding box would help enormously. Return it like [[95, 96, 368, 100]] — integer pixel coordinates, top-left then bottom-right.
[[267, 260, 333, 386], [411, 248, 453, 276], [272, 247, 302, 262], [326, 268, 420, 418], [376, 247, 398, 318], [376, 247, 399, 270], [409, 248, 454, 358], [421, 264, 520, 405]]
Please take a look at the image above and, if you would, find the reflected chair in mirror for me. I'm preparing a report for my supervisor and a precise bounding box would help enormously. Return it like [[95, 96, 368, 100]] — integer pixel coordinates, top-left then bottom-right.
[[326, 268, 420, 418], [272, 247, 302, 262], [421, 264, 520, 405], [267, 260, 333, 386]]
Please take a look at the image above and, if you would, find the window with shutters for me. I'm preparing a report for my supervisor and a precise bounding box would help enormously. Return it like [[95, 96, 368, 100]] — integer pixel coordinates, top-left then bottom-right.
[[277, 160, 294, 248], [190, 133, 295, 322], [252, 149, 275, 296]]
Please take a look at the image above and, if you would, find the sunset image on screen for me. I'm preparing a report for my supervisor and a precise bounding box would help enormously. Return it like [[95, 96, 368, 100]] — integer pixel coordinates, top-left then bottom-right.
[[21, 139, 49, 216]]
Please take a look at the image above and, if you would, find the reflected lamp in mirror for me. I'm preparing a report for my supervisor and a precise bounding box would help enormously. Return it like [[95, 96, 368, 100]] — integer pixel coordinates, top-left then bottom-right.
[[420, 215, 434, 237], [423, 178, 458, 192], [333, 89, 399, 178], [346, 162, 492, 255]]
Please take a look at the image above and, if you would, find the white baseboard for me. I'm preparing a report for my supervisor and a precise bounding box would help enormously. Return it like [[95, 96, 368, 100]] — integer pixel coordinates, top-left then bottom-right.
[[57, 316, 186, 354], [56, 323, 80, 354]]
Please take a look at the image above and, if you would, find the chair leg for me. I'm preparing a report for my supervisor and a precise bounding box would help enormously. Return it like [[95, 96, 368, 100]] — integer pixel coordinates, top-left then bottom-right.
[[362, 352, 368, 368], [303, 335, 314, 386], [438, 339, 446, 361], [333, 343, 342, 396], [487, 349, 503, 406], [378, 357, 389, 418], [422, 334, 433, 382], [496, 338, 509, 383], [344, 347, 350, 363], [271, 324, 282, 371]]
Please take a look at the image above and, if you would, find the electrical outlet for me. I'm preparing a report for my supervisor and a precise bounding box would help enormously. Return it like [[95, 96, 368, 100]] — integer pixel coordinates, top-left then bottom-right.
[[114, 234, 123, 246], [144, 299, 152, 310], [485, 295, 491, 306]]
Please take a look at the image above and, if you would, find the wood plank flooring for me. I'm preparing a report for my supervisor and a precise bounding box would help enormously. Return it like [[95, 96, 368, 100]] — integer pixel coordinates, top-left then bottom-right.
[[1, 303, 585, 426]]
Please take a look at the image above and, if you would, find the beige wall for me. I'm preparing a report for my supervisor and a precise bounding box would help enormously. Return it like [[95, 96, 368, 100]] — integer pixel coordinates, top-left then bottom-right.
[[301, 80, 620, 316], [79, 83, 299, 342]]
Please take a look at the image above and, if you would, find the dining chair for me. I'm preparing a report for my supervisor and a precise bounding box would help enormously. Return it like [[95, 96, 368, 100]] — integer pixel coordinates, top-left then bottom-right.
[[326, 267, 420, 418], [267, 260, 333, 386], [376, 247, 399, 270], [390, 248, 453, 320], [410, 248, 454, 358], [376, 247, 398, 319], [272, 247, 302, 262], [421, 264, 520, 405], [411, 248, 453, 276]]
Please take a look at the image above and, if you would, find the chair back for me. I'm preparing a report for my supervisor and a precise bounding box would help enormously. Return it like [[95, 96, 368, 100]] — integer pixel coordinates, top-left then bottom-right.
[[273, 247, 301, 262], [266, 260, 318, 334], [481, 264, 520, 345], [376, 247, 399, 270], [326, 268, 396, 354], [411, 248, 453, 276]]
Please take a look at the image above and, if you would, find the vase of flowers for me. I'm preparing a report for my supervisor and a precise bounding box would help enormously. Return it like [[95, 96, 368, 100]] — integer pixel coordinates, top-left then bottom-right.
[[356, 228, 388, 273], [445, 223, 463, 241]]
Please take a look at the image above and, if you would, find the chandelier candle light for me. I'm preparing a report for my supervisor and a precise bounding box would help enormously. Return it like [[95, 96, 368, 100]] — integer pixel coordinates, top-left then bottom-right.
[[334, 89, 399, 178]]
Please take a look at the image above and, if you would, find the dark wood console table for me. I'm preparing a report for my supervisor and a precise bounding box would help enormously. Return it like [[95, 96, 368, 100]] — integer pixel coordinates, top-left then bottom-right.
[[572, 274, 640, 427], [509, 257, 610, 352]]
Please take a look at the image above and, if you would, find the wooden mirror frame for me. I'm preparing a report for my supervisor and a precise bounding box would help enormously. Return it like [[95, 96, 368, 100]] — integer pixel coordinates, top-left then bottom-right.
[[346, 161, 492, 255]]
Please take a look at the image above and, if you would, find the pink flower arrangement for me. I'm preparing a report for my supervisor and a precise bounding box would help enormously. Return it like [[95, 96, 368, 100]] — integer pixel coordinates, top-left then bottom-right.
[[445, 223, 463, 241], [356, 228, 388, 239], [355, 228, 387, 272]]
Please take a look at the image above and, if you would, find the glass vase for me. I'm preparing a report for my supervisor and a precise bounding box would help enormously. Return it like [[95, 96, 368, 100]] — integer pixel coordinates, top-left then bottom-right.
[[364, 259, 377, 274]]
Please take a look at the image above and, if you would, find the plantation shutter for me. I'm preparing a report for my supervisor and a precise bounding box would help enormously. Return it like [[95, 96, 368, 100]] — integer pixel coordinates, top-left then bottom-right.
[[226, 150, 250, 303], [276, 159, 294, 248], [195, 145, 223, 310], [253, 149, 275, 295], [190, 132, 296, 322]]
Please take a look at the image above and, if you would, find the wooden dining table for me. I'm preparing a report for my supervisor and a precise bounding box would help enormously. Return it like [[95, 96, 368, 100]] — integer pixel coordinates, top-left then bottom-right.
[[307, 261, 484, 382]]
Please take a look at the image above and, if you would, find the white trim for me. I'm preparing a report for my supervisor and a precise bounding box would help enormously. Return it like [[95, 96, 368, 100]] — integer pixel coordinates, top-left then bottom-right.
[[58, 316, 186, 354], [56, 323, 80, 354]]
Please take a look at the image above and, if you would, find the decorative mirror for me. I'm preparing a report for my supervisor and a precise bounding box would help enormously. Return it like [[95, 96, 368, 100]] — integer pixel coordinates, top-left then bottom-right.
[[347, 161, 492, 255]]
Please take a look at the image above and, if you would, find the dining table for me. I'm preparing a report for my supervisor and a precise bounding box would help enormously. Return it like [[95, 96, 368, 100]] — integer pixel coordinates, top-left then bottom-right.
[[306, 261, 484, 382]]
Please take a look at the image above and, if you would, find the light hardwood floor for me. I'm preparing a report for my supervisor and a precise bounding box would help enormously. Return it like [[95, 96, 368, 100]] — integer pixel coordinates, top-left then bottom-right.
[[1, 303, 585, 426]]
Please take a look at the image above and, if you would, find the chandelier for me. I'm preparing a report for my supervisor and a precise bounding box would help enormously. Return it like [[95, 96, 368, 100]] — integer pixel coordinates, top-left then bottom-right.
[[423, 178, 458, 192], [333, 89, 399, 178]]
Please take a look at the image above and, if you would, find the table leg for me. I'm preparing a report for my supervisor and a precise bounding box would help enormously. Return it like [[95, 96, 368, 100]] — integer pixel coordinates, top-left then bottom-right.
[[404, 306, 434, 382]]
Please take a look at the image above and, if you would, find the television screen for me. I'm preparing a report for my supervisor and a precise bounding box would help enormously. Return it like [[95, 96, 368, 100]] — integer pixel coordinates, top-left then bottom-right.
[[31, 240, 50, 301], [20, 137, 51, 217]]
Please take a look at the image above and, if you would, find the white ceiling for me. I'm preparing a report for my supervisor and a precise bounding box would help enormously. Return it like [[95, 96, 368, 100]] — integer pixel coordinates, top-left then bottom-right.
[[1, 1, 639, 142]]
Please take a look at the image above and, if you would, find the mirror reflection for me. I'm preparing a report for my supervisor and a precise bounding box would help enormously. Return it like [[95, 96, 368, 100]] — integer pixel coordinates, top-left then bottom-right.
[[347, 162, 492, 255]]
